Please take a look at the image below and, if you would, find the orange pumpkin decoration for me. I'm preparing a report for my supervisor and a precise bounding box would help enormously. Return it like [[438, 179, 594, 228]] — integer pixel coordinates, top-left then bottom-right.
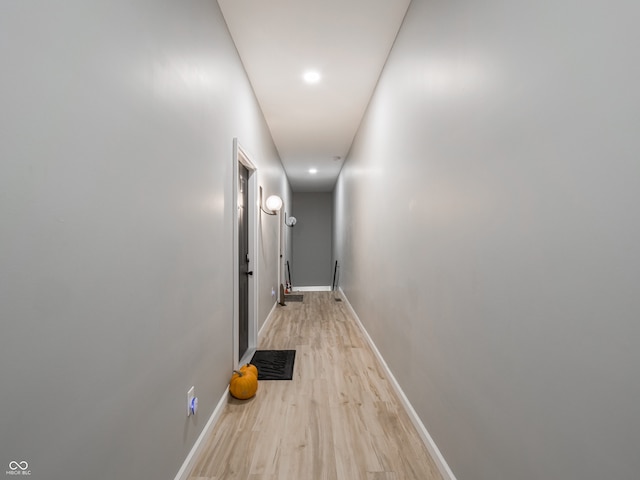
[[229, 369, 258, 400], [240, 363, 258, 378]]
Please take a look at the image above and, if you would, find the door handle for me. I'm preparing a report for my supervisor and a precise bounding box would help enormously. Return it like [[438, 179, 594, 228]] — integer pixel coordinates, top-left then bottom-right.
[[246, 271, 253, 276]]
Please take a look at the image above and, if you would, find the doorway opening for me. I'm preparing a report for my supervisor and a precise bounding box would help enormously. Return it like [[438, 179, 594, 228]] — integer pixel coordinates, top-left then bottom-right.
[[232, 139, 258, 368]]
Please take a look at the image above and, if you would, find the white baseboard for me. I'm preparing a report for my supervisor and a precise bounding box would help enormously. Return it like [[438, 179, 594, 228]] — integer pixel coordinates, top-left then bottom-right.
[[292, 285, 332, 291], [338, 288, 457, 480], [173, 387, 228, 480], [259, 301, 279, 337]]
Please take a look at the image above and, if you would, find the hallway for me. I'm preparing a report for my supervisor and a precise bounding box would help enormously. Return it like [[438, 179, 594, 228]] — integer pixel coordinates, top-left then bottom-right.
[[188, 291, 442, 480], [2, 1, 639, 479]]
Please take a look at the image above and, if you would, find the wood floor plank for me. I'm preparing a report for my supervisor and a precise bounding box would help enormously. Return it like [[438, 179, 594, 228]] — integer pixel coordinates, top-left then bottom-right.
[[188, 291, 442, 480]]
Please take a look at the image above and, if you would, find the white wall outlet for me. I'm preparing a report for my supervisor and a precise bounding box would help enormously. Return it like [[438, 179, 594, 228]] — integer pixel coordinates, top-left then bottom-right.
[[187, 386, 195, 417], [271, 287, 276, 297]]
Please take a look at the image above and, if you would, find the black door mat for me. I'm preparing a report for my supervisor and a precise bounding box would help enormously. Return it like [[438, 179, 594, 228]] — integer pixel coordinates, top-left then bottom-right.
[[250, 350, 296, 380], [285, 294, 304, 302]]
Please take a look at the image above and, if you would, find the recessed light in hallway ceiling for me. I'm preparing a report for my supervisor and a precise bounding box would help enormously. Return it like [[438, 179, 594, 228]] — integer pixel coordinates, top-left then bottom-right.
[[217, 0, 412, 192], [303, 70, 321, 84]]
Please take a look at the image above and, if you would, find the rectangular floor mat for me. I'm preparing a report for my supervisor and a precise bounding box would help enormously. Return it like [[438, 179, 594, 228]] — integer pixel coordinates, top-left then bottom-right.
[[284, 294, 304, 302], [250, 350, 296, 380]]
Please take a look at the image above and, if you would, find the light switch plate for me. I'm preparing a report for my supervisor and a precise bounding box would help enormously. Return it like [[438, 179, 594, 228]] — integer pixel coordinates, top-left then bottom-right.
[[187, 386, 195, 417]]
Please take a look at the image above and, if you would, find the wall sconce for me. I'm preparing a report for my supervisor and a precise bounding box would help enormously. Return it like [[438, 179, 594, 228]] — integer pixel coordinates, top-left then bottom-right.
[[260, 186, 283, 215], [285, 212, 297, 227]]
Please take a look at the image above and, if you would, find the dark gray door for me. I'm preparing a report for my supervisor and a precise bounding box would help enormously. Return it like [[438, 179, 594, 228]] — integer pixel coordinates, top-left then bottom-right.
[[238, 163, 250, 361]]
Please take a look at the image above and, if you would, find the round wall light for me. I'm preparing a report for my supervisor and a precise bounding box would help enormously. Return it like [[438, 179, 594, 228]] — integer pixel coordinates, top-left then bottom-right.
[[265, 195, 283, 212]]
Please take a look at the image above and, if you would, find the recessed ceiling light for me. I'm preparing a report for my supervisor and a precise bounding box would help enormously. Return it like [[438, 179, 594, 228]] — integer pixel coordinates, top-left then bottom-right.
[[309, 168, 318, 174], [303, 71, 321, 84]]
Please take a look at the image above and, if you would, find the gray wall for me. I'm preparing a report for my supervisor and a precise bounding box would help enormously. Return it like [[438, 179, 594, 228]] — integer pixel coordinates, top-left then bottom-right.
[[0, 2, 289, 479], [334, 1, 640, 479], [292, 192, 333, 287]]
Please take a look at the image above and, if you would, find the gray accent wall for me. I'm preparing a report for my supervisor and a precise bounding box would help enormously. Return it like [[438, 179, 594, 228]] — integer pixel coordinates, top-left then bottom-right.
[[0, 2, 289, 479], [334, 1, 640, 479], [292, 192, 333, 287]]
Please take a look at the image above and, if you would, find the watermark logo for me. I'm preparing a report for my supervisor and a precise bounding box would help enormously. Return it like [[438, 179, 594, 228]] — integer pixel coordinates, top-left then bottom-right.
[[6, 461, 30, 476]]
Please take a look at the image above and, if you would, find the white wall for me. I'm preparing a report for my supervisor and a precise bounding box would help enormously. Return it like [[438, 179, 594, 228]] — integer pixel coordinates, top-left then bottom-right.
[[291, 192, 333, 287], [334, 0, 640, 479], [0, 1, 288, 479]]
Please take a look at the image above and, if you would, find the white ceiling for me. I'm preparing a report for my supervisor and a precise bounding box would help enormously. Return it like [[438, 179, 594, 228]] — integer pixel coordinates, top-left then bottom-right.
[[217, 0, 411, 192]]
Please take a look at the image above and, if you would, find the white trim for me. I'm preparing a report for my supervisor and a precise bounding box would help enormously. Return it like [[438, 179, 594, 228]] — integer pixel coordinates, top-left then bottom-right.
[[292, 285, 332, 292], [338, 287, 458, 480], [277, 207, 283, 304], [239, 302, 279, 365], [239, 347, 257, 367], [173, 388, 229, 480], [259, 300, 279, 338]]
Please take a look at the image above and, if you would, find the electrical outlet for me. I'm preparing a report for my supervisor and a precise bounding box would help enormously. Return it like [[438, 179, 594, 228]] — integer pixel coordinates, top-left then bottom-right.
[[187, 386, 195, 417], [271, 287, 276, 297]]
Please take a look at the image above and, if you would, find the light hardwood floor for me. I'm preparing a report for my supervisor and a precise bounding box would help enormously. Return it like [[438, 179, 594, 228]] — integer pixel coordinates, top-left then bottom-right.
[[188, 291, 443, 480]]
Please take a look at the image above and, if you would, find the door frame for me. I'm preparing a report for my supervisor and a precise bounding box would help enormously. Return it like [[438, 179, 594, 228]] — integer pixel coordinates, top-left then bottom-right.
[[232, 138, 259, 368]]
